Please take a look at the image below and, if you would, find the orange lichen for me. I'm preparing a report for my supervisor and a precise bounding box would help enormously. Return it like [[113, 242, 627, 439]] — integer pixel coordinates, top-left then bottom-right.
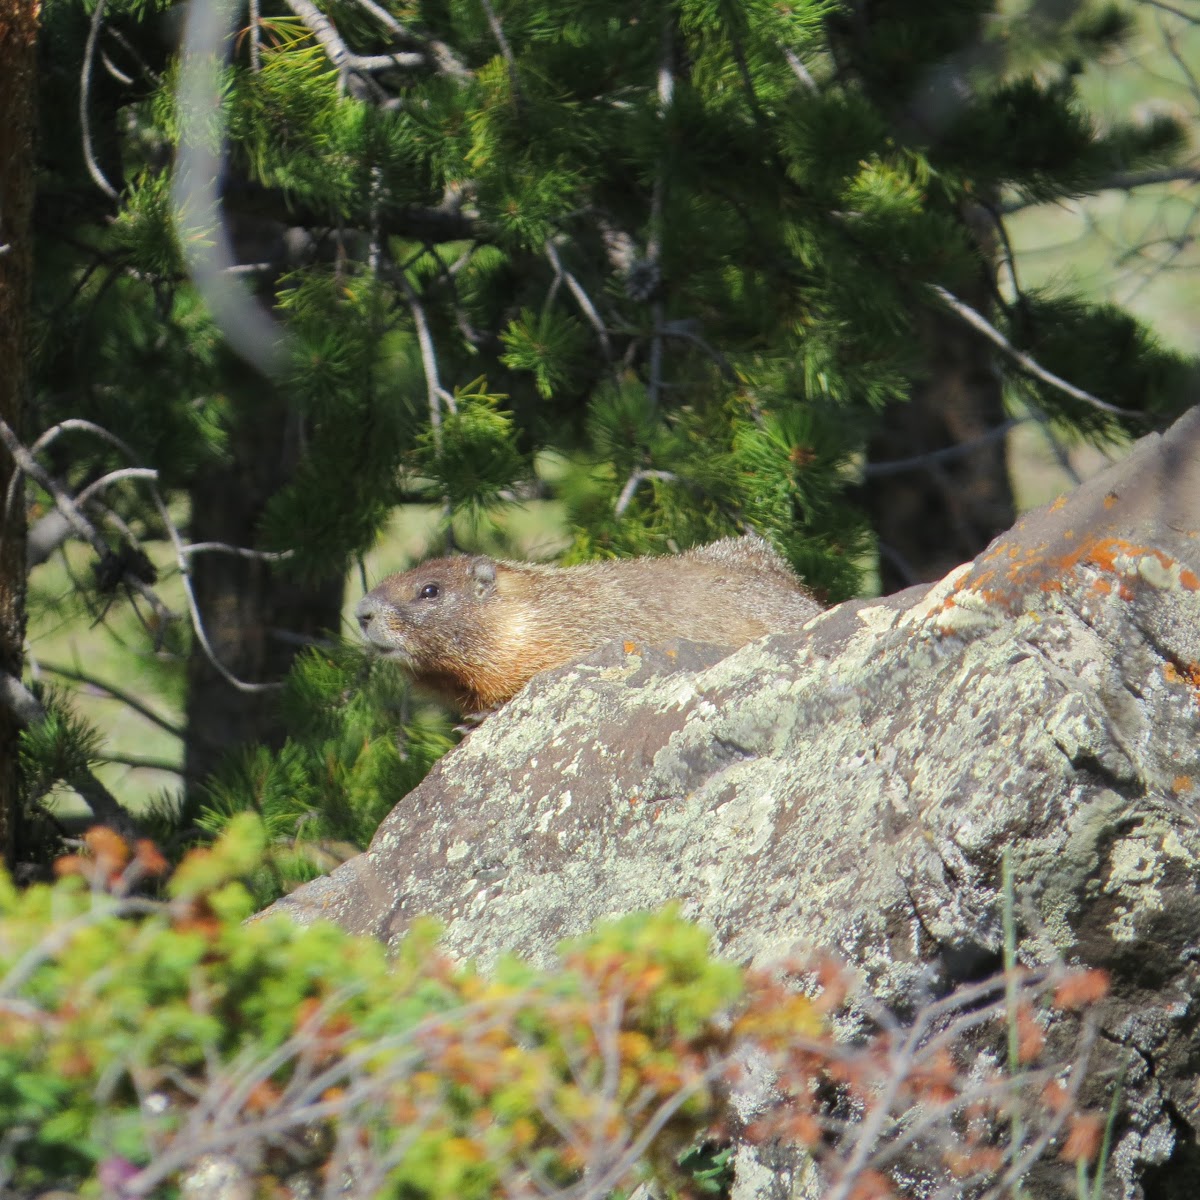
[[1049, 496, 1068, 512], [1103, 491, 1118, 509], [1173, 776, 1193, 793], [944, 529, 1200, 622], [623, 641, 637, 654]]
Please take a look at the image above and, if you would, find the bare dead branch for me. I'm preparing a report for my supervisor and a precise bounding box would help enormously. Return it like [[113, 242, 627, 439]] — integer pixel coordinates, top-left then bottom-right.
[[784, 46, 817, 90], [6, 413, 283, 694], [545, 240, 612, 358], [614, 470, 677, 518], [929, 285, 1140, 418], [0, 415, 175, 627], [281, 0, 425, 75], [181, 541, 294, 562], [80, 0, 119, 200], [478, 0, 522, 103], [398, 272, 457, 447], [73, 466, 159, 508]]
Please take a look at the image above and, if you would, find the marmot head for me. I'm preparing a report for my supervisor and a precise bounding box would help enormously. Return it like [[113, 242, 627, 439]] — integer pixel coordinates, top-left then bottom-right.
[[355, 556, 499, 666]]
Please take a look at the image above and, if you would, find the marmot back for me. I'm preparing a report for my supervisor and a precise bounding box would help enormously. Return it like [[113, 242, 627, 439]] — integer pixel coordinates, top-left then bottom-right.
[[355, 534, 821, 712]]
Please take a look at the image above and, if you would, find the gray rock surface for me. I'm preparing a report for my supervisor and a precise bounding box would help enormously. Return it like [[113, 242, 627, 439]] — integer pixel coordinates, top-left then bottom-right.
[[268, 406, 1200, 1198]]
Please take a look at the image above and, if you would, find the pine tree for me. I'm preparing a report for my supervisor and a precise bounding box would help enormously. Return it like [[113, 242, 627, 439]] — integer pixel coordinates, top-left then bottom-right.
[[0, 0, 38, 867], [10, 0, 1196, 880]]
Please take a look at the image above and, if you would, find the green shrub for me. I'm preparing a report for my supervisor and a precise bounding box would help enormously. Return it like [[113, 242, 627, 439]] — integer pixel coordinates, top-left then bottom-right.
[[0, 817, 1116, 1199]]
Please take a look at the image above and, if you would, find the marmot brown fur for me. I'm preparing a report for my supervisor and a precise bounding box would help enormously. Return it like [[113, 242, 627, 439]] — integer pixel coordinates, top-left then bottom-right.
[[355, 535, 821, 712]]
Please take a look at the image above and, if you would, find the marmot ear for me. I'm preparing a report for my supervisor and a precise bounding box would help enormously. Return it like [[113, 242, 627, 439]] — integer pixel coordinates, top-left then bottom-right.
[[470, 559, 497, 598]]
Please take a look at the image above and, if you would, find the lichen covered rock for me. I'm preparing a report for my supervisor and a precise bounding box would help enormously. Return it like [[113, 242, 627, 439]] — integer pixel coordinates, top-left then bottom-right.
[[270, 407, 1200, 1198]]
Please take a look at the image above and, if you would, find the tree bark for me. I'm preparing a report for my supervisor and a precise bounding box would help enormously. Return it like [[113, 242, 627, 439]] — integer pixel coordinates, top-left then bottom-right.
[[863, 201, 1016, 593], [864, 296, 1016, 592], [0, 0, 38, 869]]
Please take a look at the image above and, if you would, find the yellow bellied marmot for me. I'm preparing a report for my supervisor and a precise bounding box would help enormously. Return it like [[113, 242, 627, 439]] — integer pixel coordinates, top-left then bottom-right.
[[355, 534, 820, 712]]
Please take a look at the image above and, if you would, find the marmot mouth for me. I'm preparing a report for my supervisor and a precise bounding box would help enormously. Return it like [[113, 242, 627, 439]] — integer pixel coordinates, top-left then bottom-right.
[[362, 636, 415, 665]]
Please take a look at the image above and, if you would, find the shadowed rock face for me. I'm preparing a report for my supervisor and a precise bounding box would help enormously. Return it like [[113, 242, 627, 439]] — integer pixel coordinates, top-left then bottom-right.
[[267, 406, 1200, 1199]]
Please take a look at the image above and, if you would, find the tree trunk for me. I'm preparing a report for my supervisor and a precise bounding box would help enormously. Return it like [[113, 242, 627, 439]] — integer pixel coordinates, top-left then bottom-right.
[[864, 246, 1015, 593], [0, 0, 37, 869], [864, 312, 1015, 593], [183, 385, 343, 796]]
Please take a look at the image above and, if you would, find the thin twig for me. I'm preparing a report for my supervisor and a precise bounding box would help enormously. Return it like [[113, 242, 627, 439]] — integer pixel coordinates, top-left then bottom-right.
[[81, 0, 119, 200], [478, 0, 522, 103], [36, 661, 185, 740], [864, 419, 1026, 477], [614, 470, 677, 517], [96, 753, 184, 775], [928, 285, 1139, 418], [182, 541, 294, 562], [73, 466, 159, 508], [783, 46, 817, 90], [1140, 0, 1200, 23], [658, 321, 737, 380], [545, 240, 612, 358], [398, 273, 457, 446], [0, 416, 174, 626], [646, 20, 674, 411]]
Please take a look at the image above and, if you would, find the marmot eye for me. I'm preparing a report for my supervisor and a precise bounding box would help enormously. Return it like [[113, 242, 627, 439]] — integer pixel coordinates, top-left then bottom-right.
[[419, 583, 440, 600]]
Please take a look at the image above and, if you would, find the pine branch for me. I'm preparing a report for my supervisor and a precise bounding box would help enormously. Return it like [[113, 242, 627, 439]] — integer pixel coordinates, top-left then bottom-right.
[[0, 669, 141, 839], [1000, 166, 1200, 214]]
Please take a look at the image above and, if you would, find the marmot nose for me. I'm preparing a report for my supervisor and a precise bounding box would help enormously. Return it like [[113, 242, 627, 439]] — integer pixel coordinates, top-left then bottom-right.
[[355, 595, 379, 632]]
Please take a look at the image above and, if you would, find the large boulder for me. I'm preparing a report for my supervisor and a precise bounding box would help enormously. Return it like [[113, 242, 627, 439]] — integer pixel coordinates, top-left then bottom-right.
[[269, 407, 1200, 1198]]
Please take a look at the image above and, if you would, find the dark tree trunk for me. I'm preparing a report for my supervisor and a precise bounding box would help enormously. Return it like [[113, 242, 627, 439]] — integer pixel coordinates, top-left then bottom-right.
[[864, 252, 1016, 593], [183, 386, 343, 795], [0, 0, 37, 869]]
